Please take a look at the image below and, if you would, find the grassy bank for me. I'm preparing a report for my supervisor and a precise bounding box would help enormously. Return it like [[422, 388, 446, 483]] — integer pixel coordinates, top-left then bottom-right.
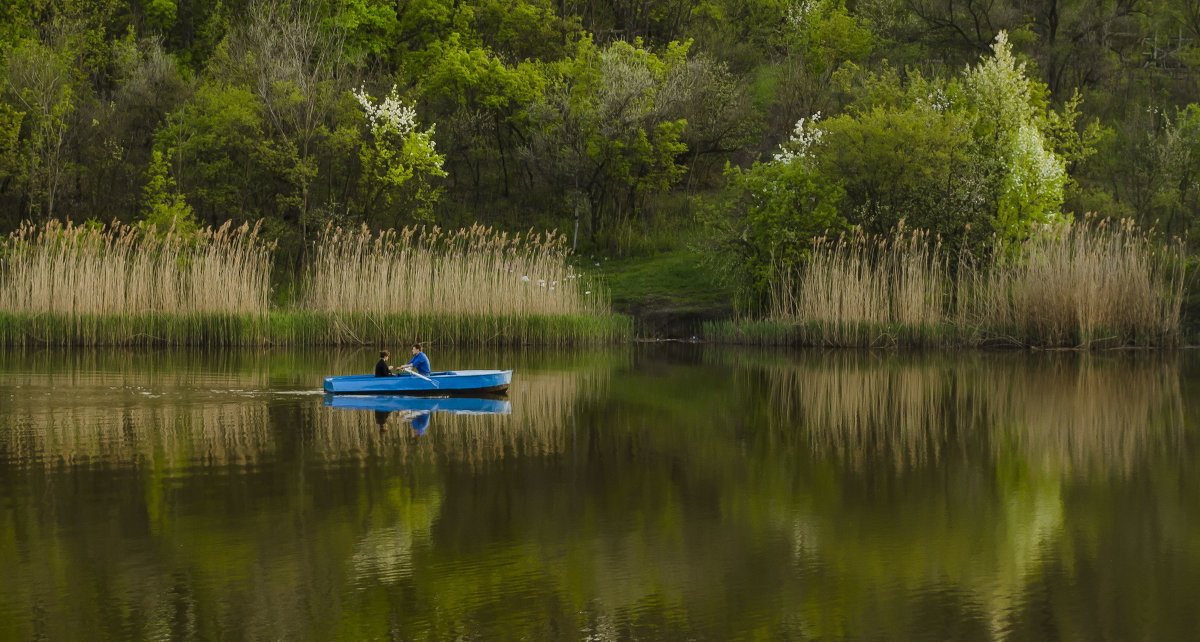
[[703, 319, 956, 348], [0, 311, 631, 347], [0, 220, 630, 346], [596, 246, 735, 337], [706, 219, 1188, 348]]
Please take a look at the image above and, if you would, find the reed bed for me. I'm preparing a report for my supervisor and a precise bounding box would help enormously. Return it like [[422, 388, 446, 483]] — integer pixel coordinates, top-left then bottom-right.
[[301, 224, 623, 342], [956, 217, 1186, 347], [0, 220, 629, 345], [762, 226, 947, 346], [298, 223, 628, 344], [708, 218, 1186, 348], [0, 219, 271, 315], [265, 310, 630, 347], [0, 219, 273, 345]]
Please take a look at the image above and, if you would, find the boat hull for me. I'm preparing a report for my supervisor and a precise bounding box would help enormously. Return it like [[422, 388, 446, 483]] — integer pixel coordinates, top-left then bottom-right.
[[322, 369, 512, 395]]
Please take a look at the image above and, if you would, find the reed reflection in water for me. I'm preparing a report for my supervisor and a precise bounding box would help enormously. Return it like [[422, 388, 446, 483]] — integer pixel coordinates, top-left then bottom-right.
[[729, 350, 1186, 477], [0, 347, 609, 469]]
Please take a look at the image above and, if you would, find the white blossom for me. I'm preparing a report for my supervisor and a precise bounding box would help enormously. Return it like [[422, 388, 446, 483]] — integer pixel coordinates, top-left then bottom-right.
[[353, 84, 444, 177], [914, 88, 949, 113], [354, 85, 421, 137], [773, 112, 824, 165], [1006, 124, 1066, 207], [786, 0, 818, 31], [964, 32, 1034, 132]]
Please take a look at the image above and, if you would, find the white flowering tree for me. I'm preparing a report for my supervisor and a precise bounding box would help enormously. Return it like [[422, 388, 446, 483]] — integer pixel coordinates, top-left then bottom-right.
[[964, 31, 1067, 239], [354, 85, 447, 224]]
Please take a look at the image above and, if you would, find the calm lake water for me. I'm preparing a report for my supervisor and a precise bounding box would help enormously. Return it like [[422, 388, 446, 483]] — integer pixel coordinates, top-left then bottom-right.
[[2, 345, 1199, 640]]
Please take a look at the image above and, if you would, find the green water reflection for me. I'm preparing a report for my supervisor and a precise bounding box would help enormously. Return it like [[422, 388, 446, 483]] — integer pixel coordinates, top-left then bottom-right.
[[1, 346, 1198, 640]]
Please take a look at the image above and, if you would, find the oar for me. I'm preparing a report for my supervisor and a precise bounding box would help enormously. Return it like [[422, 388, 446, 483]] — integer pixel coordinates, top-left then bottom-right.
[[402, 365, 439, 388]]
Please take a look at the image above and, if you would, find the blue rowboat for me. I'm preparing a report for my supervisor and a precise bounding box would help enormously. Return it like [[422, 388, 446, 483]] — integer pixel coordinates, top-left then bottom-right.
[[323, 394, 511, 415], [322, 370, 512, 395]]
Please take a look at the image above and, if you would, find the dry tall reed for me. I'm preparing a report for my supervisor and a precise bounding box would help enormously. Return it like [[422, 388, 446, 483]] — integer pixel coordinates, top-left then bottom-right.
[[0, 219, 272, 316], [956, 217, 1187, 347], [303, 223, 605, 318], [716, 217, 1186, 348], [766, 225, 947, 346], [0, 220, 627, 345]]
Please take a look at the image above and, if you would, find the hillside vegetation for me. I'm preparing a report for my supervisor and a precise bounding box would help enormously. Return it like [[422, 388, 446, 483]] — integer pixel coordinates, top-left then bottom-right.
[[0, 0, 1197, 343]]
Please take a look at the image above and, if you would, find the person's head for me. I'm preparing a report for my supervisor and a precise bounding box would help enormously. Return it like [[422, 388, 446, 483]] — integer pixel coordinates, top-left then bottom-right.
[[380, 350, 390, 360], [411, 342, 422, 355]]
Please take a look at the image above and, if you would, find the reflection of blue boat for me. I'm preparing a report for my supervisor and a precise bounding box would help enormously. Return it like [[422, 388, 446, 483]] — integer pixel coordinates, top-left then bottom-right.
[[323, 394, 511, 415], [323, 370, 512, 395]]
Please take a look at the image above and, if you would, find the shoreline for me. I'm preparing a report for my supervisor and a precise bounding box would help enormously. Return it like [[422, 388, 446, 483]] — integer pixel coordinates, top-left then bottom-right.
[[0, 311, 632, 347], [701, 318, 1189, 350], [0, 310, 1192, 350]]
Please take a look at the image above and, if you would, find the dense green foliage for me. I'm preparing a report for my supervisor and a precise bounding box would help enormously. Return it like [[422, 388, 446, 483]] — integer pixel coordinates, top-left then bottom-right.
[[0, 0, 1196, 307]]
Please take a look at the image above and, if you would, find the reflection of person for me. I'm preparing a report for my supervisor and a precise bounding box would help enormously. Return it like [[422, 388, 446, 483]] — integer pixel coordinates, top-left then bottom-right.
[[374, 410, 391, 429], [375, 350, 394, 377], [410, 411, 430, 436], [402, 343, 431, 375]]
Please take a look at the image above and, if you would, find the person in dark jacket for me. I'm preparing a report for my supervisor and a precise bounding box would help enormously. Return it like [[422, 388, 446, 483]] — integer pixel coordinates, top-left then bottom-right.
[[375, 350, 394, 377]]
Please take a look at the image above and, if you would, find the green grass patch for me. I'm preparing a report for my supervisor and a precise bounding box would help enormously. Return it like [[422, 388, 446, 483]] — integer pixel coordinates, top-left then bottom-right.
[[597, 248, 733, 314]]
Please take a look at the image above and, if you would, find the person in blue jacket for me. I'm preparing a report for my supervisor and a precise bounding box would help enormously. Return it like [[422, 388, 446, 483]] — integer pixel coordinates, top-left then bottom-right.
[[402, 342, 431, 375]]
